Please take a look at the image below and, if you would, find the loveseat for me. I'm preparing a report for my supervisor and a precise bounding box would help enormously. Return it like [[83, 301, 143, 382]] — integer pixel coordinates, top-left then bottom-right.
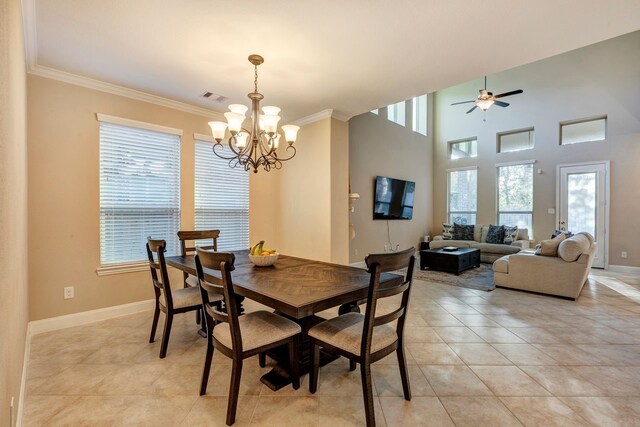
[[493, 232, 595, 300], [431, 225, 530, 263]]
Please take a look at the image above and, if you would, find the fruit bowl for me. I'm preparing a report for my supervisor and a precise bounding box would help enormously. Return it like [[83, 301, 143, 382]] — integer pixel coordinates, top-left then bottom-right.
[[249, 253, 279, 267]]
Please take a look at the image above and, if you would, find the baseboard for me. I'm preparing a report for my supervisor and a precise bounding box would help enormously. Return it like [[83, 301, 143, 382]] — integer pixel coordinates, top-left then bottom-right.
[[607, 264, 640, 274], [16, 323, 31, 427], [29, 299, 155, 336], [349, 261, 367, 268]]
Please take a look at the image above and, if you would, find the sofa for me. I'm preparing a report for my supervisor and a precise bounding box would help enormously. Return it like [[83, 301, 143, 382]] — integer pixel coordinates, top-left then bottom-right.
[[431, 225, 530, 263], [493, 232, 595, 300]]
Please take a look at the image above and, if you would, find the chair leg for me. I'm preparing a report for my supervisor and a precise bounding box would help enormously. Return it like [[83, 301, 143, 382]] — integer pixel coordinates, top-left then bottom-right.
[[149, 303, 160, 343], [195, 308, 201, 325], [159, 312, 173, 359], [226, 359, 243, 426], [360, 362, 376, 427], [289, 337, 300, 390], [258, 352, 266, 368], [309, 340, 319, 393], [349, 359, 357, 371], [200, 340, 215, 396], [396, 345, 412, 401]]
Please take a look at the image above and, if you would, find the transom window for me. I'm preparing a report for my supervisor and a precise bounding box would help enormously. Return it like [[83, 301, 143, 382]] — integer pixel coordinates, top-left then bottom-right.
[[560, 116, 606, 145], [497, 128, 534, 153], [387, 101, 406, 127], [447, 168, 477, 225], [449, 138, 477, 160], [412, 95, 427, 136]]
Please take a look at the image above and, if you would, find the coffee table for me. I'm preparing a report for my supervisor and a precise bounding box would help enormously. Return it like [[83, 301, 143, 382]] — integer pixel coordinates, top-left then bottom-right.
[[420, 247, 480, 275]]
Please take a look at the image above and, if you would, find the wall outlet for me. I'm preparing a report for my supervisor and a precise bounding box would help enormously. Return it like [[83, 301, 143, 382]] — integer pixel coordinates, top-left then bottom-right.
[[621, 251, 628, 259], [63, 286, 75, 299]]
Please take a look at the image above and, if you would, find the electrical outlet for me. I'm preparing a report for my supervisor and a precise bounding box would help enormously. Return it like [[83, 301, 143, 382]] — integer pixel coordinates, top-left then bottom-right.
[[64, 286, 75, 299], [621, 251, 628, 259]]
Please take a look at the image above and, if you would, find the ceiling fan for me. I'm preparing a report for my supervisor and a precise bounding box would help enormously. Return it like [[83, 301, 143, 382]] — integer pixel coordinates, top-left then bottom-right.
[[451, 77, 523, 114]]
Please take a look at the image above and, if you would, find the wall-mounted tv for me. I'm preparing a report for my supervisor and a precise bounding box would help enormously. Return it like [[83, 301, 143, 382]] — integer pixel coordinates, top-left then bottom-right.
[[373, 176, 415, 220]]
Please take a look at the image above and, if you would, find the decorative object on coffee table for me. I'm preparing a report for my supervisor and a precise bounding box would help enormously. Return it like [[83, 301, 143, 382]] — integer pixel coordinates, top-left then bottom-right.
[[420, 247, 480, 275]]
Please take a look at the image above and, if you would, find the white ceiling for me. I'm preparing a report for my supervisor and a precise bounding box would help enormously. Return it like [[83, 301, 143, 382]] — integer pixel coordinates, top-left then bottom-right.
[[26, 0, 640, 121]]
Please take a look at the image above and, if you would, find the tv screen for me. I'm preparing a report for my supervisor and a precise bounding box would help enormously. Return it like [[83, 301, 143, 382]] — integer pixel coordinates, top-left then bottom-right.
[[373, 176, 415, 220]]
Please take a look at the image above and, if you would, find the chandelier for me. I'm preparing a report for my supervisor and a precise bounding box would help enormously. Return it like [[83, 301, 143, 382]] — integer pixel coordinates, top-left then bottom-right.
[[208, 54, 300, 173]]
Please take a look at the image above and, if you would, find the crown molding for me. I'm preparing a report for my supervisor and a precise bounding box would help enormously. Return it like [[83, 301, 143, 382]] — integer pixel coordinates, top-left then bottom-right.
[[292, 109, 352, 127], [28, 64, 225, 119]]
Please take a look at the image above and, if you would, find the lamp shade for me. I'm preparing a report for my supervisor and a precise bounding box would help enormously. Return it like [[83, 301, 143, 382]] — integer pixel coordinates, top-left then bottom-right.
[[281, 125, 300, 143], [263, 115, 281, 134], [225, 112, 246, 133], [262, 106, 281, 116], [208, 121, 227, 141], [235, 132, 248, 149], [476, 99, 494, 111], [228, 104, 249, 115]]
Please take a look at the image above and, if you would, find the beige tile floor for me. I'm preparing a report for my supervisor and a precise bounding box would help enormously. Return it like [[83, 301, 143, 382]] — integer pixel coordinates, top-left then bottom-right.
[[23, 269, 640, 426]]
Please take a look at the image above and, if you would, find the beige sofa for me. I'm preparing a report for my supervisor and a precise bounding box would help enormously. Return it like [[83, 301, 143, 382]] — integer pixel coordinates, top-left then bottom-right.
[[431, 225, 530, 263], [493, 232, 595, 300]]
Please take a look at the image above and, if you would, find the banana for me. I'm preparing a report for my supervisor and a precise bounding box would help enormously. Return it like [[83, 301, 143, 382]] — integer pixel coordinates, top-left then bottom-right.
[[251, 240, 265, 255]]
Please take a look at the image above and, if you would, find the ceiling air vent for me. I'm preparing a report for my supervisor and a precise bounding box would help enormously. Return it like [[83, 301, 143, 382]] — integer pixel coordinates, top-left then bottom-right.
[[202, 92, 228, 103]]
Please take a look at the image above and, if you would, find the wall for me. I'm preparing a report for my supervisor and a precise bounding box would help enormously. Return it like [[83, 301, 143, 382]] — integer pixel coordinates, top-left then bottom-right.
[[433, 31, 640, 267], [0, 0, 29, 423], [349, 96, 434, 263], [27, 75, 222, 320]]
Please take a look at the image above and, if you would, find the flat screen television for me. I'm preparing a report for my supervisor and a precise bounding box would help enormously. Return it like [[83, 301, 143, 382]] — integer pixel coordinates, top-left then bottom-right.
[[373, 176, 415, 220]]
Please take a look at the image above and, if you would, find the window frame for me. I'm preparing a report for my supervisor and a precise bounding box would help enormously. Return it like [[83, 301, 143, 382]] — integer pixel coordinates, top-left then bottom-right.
[[446, 166, 478, 225], [559, 115, 607, 146], [448, 137, 478, 160], [412, 95, 427, 136], [387, 101, 406, 127], [96, 114, 182, 275], [496, 161, 535, 238], [496, 127, 535, 154]]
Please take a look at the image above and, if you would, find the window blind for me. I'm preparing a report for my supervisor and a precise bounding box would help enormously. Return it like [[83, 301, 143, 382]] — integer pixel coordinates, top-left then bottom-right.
[[99, 121, 181, 265], [497, 163, 533, 234], [448, 169, 477, 225], [195, 140, 250, 251]]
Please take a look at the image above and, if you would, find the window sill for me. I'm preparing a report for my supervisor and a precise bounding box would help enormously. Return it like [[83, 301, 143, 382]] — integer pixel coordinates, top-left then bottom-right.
[[96, 261, 148, 276]]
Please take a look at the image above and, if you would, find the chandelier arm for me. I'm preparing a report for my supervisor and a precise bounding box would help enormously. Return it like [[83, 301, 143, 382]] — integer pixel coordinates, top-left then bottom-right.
[[274, 145, 297, 162], [212, 142, 242, 160]]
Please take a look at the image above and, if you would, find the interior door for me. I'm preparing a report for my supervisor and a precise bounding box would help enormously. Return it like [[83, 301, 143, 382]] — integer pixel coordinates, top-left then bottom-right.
[[558, 163, 608, 268]]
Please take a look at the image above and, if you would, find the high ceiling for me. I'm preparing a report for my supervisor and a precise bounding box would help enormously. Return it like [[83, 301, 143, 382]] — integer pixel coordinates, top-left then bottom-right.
[[26, 0, 640, 121]]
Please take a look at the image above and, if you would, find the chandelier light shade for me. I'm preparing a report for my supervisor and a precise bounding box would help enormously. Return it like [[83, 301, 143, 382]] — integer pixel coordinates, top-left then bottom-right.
[[208, 54, 300, 173]]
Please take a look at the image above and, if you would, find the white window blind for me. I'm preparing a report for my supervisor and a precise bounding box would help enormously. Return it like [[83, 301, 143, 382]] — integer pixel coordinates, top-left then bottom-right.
[[561, 116, 606, 145], [449, 138, 477, 159], [99, 120, 181, 265], [498, 128, 534, 153], [447, 168, 477, 225], [195, 139, 249, 251], [497, 163, 534, 235]]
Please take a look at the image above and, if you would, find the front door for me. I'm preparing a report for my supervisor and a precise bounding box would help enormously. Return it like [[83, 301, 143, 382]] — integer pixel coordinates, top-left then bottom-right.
[[558, 162, 608, 268]]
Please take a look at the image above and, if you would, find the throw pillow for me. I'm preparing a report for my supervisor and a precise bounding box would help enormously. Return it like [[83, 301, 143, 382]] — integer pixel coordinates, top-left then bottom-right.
[[503, 225, 518, 245], [485, 225, 505, 244], [453, 223, 474, 240], [442, 223, 454, 240], [557, 234, 590, 262], [534, 233, 566, 257]]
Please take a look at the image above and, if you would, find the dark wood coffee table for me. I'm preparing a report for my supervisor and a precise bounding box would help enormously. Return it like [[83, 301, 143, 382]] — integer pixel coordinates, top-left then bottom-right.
[[420, 247, 480, 275]]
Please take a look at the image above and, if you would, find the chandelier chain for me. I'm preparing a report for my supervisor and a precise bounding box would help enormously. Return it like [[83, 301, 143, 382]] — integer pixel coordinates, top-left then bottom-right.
[[254, 64, 258, 93]]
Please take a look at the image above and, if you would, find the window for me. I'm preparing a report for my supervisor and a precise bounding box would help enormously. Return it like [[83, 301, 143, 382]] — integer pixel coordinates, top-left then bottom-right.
[[497, 163, 533, 234], [449, 138, 477, 160], [195, 138, 249, 251], [560, 116, 606, 145], [412, 95, 427, 135], [99, 116, 181, 265], [387, 101, 406, 126], [370, 109, 379, 115], [497, 128, 534, 153], [447, 168, 477, 225]]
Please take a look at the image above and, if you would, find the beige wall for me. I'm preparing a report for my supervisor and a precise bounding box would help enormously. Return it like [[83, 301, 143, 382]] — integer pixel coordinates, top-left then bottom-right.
[[349, 96, 434, 263], [27, 75, 222, 320], [433, 31, 640, 267], [0, 0, 29, 423]]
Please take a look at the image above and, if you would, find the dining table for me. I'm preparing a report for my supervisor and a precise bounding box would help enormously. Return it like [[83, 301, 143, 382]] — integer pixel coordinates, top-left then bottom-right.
[[165, 250, 404, 390]]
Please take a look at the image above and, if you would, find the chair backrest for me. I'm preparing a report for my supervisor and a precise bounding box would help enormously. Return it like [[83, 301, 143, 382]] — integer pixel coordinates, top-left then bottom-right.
[[361, 247, 415, 357], [195, 248, 244, 352], [178, 230, 220, 255], [146, 238, 174, 309]]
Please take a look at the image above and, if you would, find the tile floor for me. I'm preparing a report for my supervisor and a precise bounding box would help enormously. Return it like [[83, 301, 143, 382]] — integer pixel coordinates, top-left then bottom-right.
[[23, 269, 640, 426]]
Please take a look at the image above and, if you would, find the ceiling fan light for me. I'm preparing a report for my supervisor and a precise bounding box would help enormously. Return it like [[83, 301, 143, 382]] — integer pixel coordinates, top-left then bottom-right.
[[477, 99, 495, 111]]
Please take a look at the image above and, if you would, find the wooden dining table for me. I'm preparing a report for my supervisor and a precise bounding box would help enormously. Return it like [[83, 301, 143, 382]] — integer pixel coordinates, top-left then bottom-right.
[[165, 250, 403, 390]]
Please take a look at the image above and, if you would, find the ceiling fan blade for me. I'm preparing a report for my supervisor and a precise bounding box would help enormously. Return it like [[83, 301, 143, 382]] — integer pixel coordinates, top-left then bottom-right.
[[494, 89, 523, 99], [466, 105, 478, 114], [451, 100, 476, 105], [494, 100, 510, 107]]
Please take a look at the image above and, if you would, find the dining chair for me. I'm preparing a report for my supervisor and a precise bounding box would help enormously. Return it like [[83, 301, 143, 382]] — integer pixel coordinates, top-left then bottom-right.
[[147, 238, 209, 359], [195, 248, 301, 426], [177, 229, 220, 288], [308, 247, 415, 427]]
